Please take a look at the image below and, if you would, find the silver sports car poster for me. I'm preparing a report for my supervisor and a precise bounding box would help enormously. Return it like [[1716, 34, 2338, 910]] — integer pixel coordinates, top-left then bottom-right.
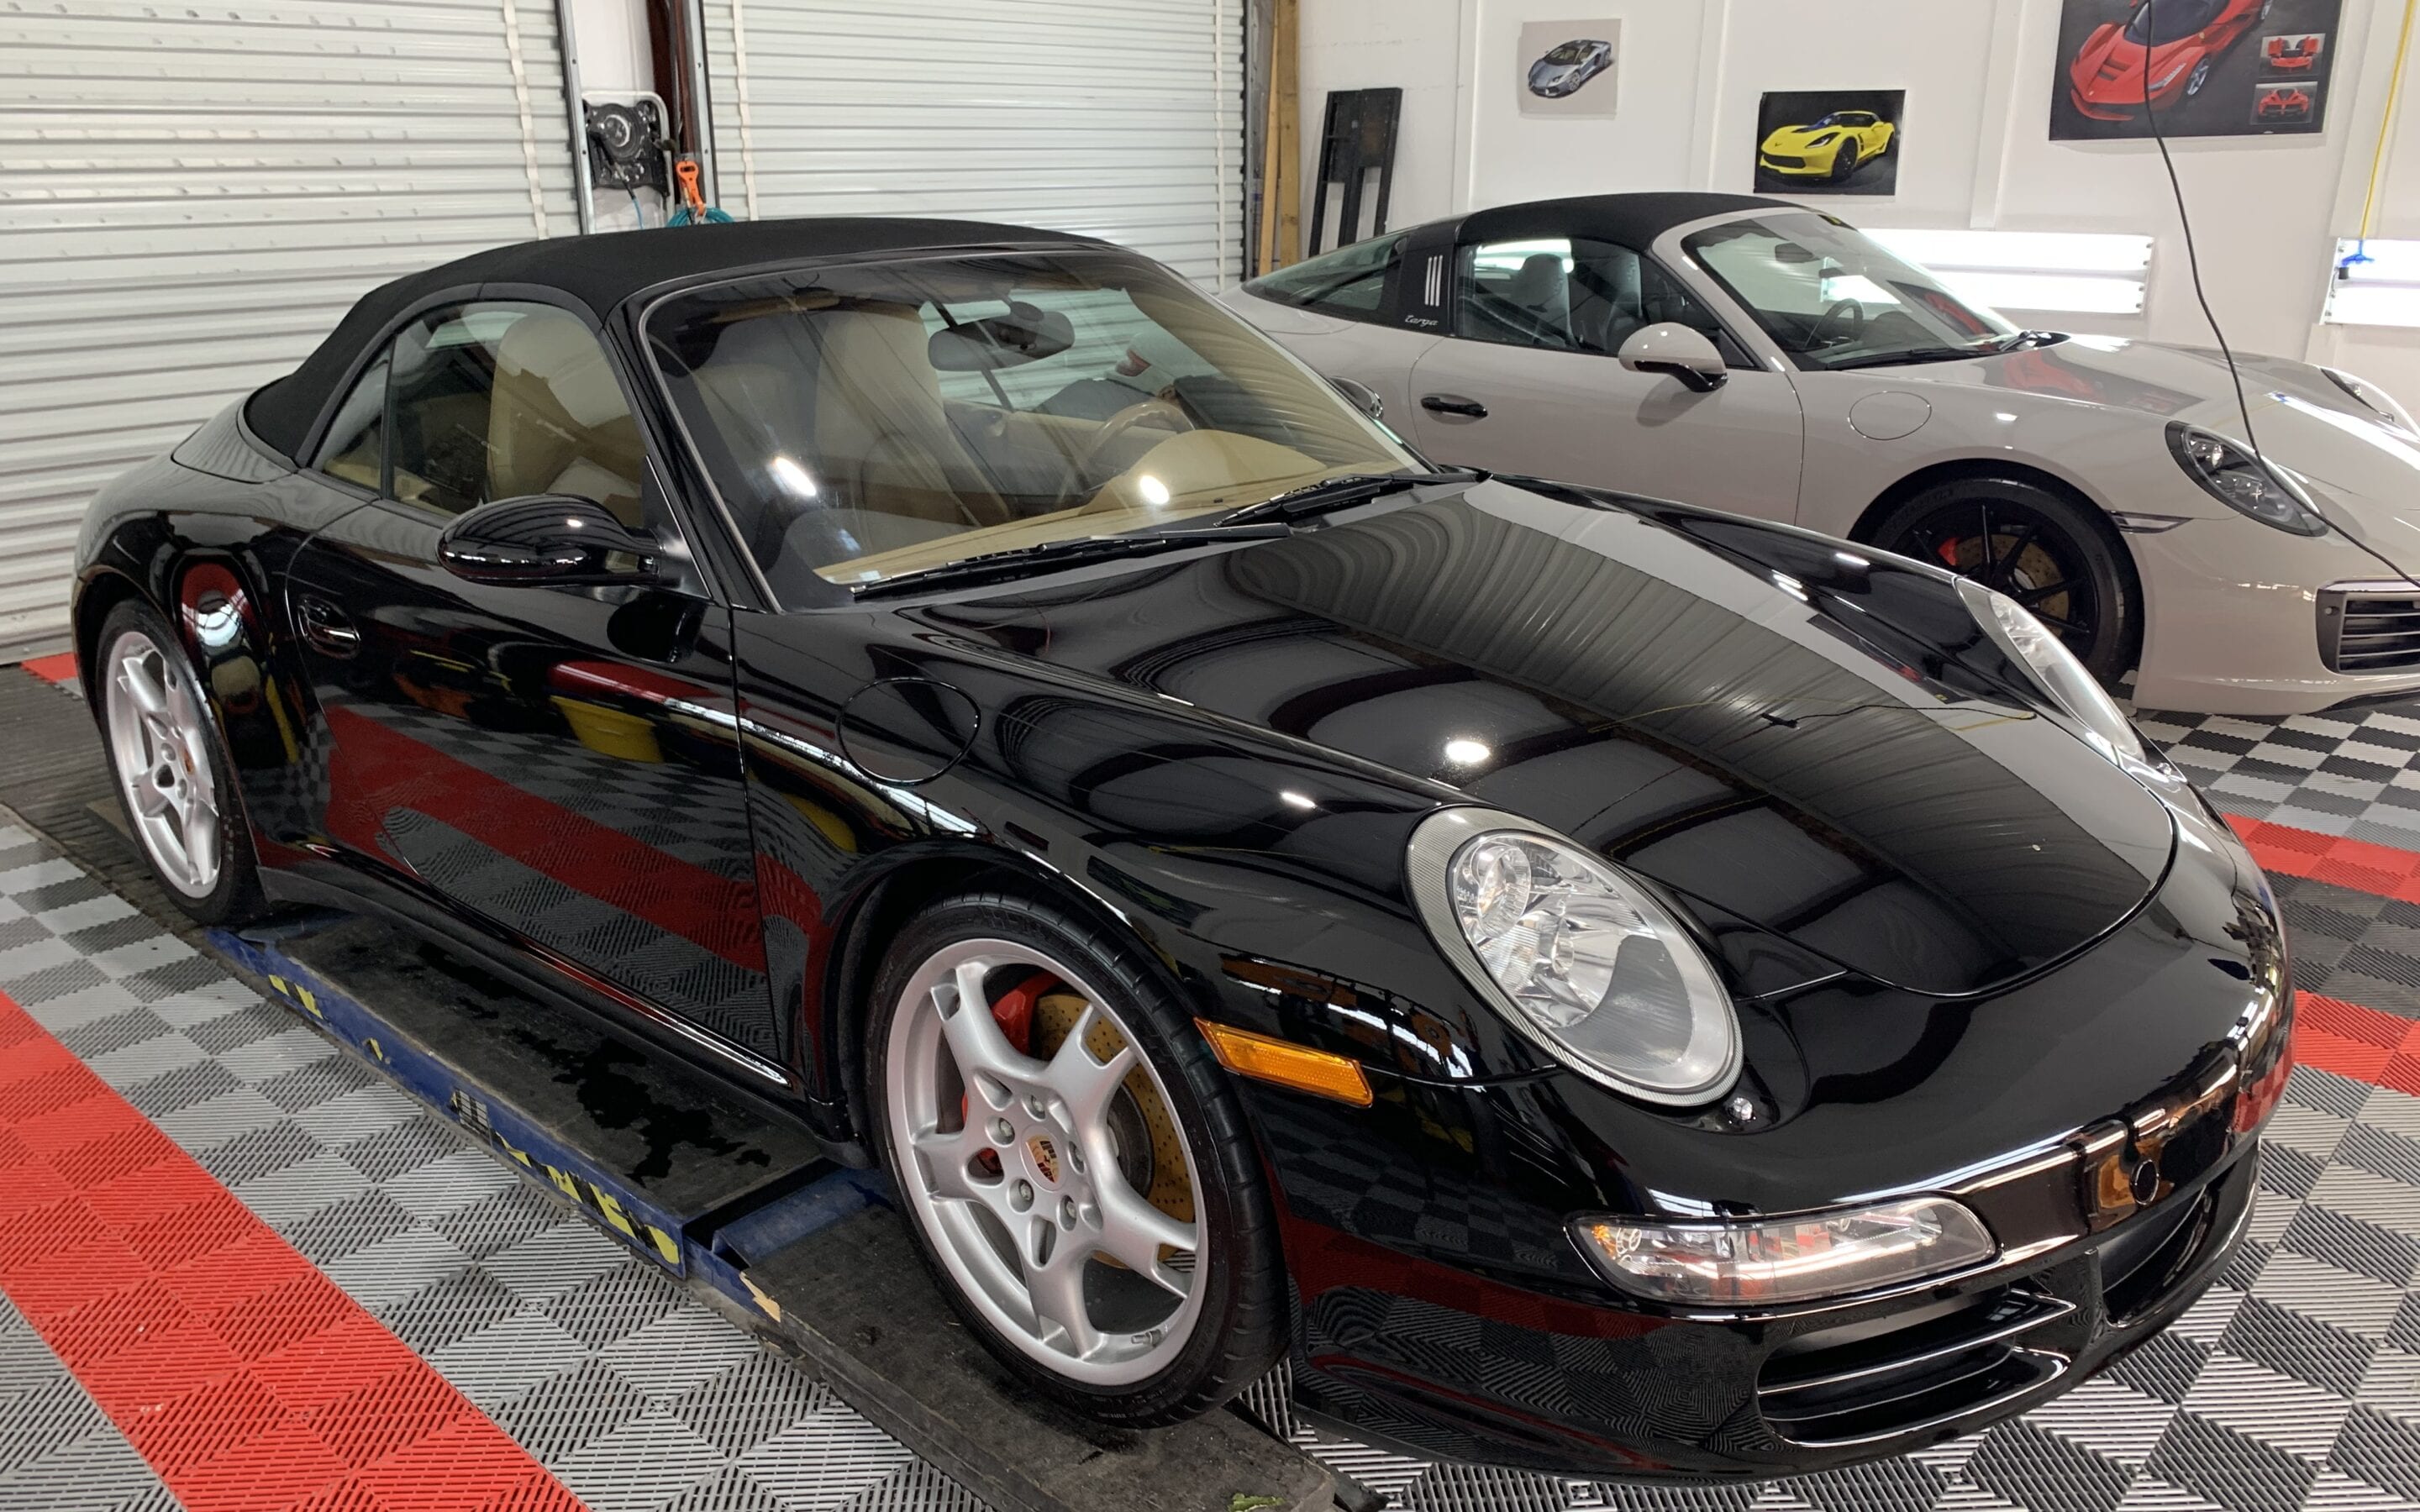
[[1519, 21, 1620, 118]]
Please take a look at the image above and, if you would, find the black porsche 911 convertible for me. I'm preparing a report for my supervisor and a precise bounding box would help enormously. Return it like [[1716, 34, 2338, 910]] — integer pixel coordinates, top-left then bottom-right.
[[73, 217, 2288, 1480]]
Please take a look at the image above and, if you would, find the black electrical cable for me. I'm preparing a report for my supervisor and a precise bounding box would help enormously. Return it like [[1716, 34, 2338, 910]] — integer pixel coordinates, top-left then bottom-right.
[[2139, 0, 2420, 592]]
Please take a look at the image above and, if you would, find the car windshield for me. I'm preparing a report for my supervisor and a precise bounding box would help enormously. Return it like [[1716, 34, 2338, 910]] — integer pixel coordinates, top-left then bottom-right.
[[2123, 0, 2225, 45], [647, 249, 1416, 596], [1683, 213, 2016, 370], [1542, 41, 1594, 63], [1812, 113, 1865, 128]]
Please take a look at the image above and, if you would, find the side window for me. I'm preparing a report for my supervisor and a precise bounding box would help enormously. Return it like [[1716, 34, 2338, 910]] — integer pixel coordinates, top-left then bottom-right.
[[1634, 257, 1728, 344], [1459, 238, 1589, 351], [1458, 238, 1728, 356], [1242, 234, 1403, 322], [381, 302, 646, 526], [314, 356, 389, 491]]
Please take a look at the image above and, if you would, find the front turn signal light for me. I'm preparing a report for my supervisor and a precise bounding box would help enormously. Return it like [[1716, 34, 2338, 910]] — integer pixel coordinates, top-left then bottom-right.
[[1196, 1020, 1373, 1107], [1574, 1196, 1996, 1308]]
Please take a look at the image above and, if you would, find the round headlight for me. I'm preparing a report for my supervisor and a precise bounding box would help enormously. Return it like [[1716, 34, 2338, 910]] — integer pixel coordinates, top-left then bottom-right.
[[1407, 809, 1739, 1104], [1956, 576, 2146, 764]]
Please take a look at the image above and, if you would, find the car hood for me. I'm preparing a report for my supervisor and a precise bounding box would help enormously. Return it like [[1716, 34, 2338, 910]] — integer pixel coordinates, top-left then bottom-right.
[[1854, 333, 2372, 428], [1763, 125, 1841, 152], [927, 482, 2176, 997], [2070, 27, 2190, 98], [1865, 335, 2420, 517]]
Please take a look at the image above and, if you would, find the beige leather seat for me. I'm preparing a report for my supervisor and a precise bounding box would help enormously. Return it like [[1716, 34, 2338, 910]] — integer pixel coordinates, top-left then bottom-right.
[[487, 310, 646, 526], [809, 306, 1009, 530]]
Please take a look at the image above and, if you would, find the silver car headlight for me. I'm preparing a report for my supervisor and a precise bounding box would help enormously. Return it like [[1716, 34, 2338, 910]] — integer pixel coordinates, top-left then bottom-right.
[[1406, 809, 1739, 1104], [1956, 577, 2146, 764], [2165, 422, 2328, 536], [1572, 1197, 1998, 1307], [2321, 366, 2419, 437]]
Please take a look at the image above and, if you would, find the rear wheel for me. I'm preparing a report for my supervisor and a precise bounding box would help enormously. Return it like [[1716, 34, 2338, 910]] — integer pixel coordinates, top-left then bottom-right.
[[95, 599, 267, 924], [867, 890, 1284, 1424], [1870, 478, 2137, 685]]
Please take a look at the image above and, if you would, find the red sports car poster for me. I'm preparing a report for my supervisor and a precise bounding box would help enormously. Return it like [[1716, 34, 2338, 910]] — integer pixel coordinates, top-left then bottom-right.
[[2049, 0, 2341, 139]]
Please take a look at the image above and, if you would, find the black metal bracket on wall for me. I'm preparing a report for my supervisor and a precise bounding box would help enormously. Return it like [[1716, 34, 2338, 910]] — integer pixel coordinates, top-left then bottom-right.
[[1307, 87, 1402, 255]]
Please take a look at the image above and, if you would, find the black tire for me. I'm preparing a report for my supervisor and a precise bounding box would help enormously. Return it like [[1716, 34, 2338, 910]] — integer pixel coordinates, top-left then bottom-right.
[[1832, 141, 1860, 181], [2185, 57, 2212, 97], [94, 599, 270, 926], [865, 888, 1286, 1425], [1868, 477, 2139, 685]]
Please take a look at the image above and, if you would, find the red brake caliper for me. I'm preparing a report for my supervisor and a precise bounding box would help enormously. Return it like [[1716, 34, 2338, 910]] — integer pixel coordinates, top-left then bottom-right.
[[960, 971, 1055, 1124], [1937, 538, 1964, 567]]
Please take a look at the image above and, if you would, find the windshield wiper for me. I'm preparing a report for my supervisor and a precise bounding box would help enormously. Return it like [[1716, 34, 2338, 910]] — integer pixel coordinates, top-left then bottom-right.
[[1987, 329, 2067, 353], [1216, 467, 1484, 527], [850, 523, 1290, 600], [1822, 346, 1993, 370]]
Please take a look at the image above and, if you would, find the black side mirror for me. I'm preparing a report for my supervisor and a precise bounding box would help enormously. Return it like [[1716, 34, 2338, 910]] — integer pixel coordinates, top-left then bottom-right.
[[437, 495, 666, 588]]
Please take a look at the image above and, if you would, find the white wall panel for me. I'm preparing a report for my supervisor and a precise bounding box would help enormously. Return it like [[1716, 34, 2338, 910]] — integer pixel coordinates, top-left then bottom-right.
[[0, 0, 581, 659], [700, 0, 1244, 286]]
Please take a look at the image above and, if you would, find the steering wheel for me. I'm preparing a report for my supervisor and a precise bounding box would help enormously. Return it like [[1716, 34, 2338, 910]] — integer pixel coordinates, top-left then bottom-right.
[[1077, 397, 1195, 476], [1807, 298, 1865, 351]]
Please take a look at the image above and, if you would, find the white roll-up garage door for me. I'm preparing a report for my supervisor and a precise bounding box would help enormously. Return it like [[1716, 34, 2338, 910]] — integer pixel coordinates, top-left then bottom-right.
[[699, 0, 1243, 286], [0, 0, 584, 659]]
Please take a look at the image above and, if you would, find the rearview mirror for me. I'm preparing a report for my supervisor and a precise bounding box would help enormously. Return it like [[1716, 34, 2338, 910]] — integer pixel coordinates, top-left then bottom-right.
[[437, 496, 666, 588], [1618, 323, 1728, 394], [928, 302, 1076, 371]]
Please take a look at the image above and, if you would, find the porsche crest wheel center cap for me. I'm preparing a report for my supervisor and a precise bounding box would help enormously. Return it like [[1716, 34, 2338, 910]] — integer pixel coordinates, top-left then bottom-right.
[[1027, 1132, 1062, 1186]]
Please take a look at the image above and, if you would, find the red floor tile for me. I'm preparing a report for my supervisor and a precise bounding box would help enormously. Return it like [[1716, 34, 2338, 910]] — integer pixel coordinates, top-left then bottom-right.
[[0, 987, 581, 1511]]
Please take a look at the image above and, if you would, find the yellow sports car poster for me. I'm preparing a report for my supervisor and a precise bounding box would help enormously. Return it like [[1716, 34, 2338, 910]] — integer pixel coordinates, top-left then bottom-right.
[[1754, 89, 1905, 196]]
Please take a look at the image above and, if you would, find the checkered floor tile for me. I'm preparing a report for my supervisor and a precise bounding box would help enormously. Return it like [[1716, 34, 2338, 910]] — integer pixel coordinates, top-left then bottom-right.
[[2137, 707, 2420, 853], [0, 816, 978, 1512]]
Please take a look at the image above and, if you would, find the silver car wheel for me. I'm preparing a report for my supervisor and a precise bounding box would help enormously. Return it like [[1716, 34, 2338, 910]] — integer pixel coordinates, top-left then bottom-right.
[[885, 937, 1205, 1387], [101, 627, 221, 899]]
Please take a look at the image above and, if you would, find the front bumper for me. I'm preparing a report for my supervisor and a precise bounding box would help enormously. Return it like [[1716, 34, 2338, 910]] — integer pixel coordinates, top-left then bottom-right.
[[1246, 787, 2287, 1479], [2128, 517, 2420, 714], [1279, 1115, 2260, 1481]]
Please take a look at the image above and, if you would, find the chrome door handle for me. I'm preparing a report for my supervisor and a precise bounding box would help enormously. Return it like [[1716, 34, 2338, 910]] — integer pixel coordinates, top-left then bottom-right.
[[1420, 394, 1488, 418]]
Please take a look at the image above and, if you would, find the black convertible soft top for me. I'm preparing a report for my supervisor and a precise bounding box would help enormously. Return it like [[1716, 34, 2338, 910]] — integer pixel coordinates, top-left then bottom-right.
[[244, 216, 1102, 461], [1447, 192, 1799, 251]]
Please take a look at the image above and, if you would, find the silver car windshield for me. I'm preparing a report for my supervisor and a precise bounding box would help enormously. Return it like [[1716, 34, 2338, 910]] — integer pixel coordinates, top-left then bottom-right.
[[645, 248, 1414, 596], [1684, 213, 2018, 371]]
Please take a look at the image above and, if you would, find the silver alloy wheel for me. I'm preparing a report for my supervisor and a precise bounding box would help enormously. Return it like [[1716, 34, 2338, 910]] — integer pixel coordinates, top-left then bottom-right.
[[886, 937, 1205, 1386], [101, 627, 222, 899]]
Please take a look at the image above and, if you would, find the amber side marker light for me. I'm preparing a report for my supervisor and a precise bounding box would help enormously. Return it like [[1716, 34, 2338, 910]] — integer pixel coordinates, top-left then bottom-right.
[[1195, 1020, 1373, 1106]]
